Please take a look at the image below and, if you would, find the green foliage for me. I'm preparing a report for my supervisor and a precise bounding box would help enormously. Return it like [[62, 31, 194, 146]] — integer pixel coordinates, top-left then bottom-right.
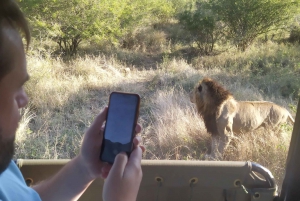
[[169, 0, 194, 15], [20, 0, 102, 56], [289, 26, 300, 44], [178, 2, 224, 55], [19, 0, 175, 55], [289, 17, 300, 44], [109, 0, 175, 48], [209, 0, 299, 51], [178, 0, 299, 52]]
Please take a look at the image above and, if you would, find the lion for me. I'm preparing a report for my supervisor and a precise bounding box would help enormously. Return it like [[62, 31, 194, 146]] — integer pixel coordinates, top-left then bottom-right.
[[190, 78, 295, 160]]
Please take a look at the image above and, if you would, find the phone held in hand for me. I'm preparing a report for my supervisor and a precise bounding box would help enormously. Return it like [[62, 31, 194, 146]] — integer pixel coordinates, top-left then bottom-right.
[[100, 92, 140, 164]]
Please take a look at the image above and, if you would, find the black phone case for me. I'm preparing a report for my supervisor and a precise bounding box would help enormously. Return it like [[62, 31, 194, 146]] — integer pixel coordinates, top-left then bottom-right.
[[100, 92, 140, 164]]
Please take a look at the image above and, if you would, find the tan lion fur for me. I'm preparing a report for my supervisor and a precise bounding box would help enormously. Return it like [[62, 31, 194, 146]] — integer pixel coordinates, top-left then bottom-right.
[[190, 78, 295, 160]]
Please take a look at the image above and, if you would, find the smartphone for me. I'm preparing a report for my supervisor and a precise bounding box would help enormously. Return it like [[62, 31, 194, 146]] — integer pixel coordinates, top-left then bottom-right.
[[100, 92, 140, 164]]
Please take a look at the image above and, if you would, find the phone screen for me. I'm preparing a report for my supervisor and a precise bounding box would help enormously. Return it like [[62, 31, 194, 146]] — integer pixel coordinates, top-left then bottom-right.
[[100, 92, 140, 164]]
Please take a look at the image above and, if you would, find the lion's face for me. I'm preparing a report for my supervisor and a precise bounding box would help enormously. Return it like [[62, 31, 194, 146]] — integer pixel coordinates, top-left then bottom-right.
[[190, 80, 207, 111], [190, 78, 232, 116]]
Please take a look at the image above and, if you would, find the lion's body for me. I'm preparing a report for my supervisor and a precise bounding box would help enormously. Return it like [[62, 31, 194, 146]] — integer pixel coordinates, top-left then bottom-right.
[[190, 78, 294, 159], [233, 101, 294, 132]]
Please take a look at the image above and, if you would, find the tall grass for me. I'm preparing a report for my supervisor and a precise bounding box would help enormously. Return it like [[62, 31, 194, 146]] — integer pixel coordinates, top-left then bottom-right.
[[15, 34, 299, 191], [144, 88, 210, 160]]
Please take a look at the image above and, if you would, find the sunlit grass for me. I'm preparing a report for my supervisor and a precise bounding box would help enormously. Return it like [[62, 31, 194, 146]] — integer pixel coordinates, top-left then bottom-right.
[[15, 37, 298, 191]]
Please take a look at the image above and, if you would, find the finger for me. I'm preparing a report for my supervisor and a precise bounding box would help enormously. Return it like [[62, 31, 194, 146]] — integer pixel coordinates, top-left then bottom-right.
[[127, 146, 142, 172], [101, 163, 112, 179], [133, 136, 142, 146], [109, 152, 128, 178], [133, 136, 145, 152], [87, 107, 108, 138], [100, 125, 105, 138], [135, 124, 142, 134], [81, 107, 108, 152], [133, 136, 141, 150], [133, 136, 146, 154], [139, 145, 146, 153]]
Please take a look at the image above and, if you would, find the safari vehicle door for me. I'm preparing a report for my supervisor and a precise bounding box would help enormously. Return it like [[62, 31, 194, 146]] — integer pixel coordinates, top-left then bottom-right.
[[278, 98, 300, 200]]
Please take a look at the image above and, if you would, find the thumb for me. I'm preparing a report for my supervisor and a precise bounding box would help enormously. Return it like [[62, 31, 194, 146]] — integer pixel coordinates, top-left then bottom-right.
[[87, 107, 108, 138]]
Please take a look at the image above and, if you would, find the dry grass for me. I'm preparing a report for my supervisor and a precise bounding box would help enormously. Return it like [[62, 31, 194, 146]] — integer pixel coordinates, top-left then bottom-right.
[[224, 127, 292, 190], [14, 40, 298, 190], [144, 87, 210, 160]]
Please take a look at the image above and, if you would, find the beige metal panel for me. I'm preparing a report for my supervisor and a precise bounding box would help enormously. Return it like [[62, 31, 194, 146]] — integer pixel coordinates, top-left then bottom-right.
[[18, 160, 276, 201]]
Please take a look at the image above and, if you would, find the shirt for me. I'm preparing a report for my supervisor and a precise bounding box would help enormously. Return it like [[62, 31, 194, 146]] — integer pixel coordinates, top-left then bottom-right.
[[0, 160, 41, 201]]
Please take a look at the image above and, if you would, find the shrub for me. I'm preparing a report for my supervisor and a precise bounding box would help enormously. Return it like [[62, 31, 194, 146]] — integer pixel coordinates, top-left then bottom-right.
[[209, 0, 299, 51], [20, 0, 175, 55], [178, 0, 299, 52], [178, 2, 224, 55], [289, 24, 300, 44]]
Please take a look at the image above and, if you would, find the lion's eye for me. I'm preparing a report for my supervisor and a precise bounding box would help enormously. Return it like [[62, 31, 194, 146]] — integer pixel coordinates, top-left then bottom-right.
[[198, 85, 202, 92]]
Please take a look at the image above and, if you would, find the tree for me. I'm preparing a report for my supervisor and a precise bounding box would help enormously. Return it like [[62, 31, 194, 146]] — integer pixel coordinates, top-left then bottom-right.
[[19, 0, 175, 55], [20, 0, 104, 56], [178, 2, 225, 55], [209, 0, 299, 51]]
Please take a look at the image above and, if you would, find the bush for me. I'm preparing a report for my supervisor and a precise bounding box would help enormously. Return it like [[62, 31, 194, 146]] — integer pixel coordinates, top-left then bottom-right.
[[209, 0, 299, 51], [121, 28, 167, 53], [20, 0, 175, 55], [178, 0, 299, 52], [289, 24, 300, 44], [178, 2, 224, 55]]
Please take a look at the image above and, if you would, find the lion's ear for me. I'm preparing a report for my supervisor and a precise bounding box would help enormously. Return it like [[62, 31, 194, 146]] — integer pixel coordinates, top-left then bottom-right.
[[198, 85, 202, 92]]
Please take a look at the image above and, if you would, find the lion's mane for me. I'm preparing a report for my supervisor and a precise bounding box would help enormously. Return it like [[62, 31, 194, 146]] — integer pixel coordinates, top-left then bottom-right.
[[194, 78, 232, 136]]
